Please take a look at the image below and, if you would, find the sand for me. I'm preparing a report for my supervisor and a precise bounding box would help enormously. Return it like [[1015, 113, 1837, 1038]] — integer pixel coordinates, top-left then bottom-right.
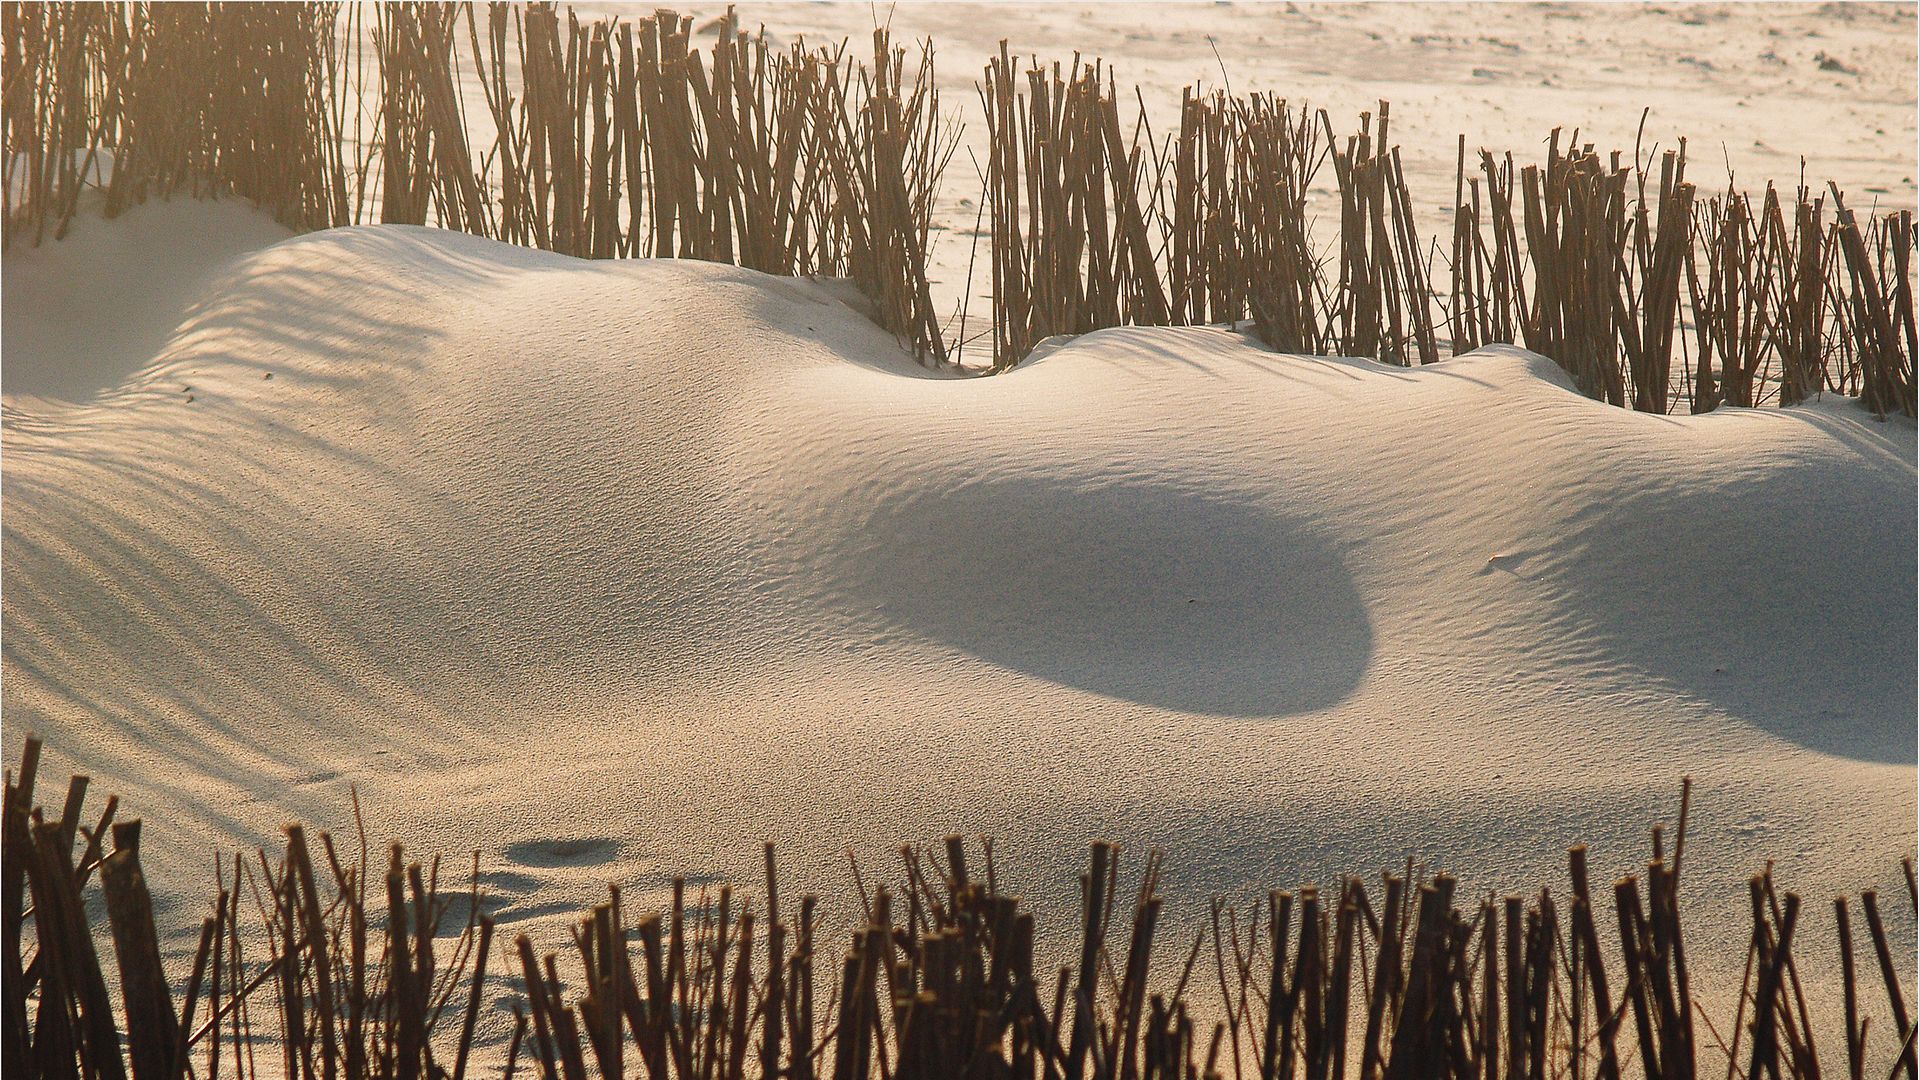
[[3, 198, 1913, 1057]]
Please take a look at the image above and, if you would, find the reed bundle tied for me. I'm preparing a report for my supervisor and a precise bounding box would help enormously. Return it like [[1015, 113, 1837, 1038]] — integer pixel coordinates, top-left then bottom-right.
[[6, 737, 1917, 1080]]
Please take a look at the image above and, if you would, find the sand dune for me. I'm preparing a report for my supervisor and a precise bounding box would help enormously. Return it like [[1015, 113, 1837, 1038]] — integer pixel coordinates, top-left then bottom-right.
[[3, 208, 1913, 1051]]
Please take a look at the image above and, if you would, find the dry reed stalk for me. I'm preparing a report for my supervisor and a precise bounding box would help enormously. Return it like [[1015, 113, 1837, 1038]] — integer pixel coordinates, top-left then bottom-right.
[[1167, 88, 1202, 328], [1315, 107, 1434, 365], [1618, 146, 1693, 412], [978, 52, 1132, 368], [1450, 135, 1477, 354]]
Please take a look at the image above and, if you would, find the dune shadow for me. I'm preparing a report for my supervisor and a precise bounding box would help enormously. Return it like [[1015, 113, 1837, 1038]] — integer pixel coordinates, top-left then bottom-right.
[[840, 477, 1373, 717], [1549, 470, 1916, 764]]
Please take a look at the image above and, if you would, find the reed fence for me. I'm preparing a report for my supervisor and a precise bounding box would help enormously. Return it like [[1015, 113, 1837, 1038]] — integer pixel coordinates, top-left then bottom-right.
[[1, 1, 956, 364], [972, 59, 1914, 415], [2, 3, 1914, 406], [6, 737, 1917, 1080]]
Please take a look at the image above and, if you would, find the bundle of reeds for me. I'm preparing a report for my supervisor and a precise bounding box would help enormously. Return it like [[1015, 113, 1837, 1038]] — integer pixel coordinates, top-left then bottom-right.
[[1767, 182, 1827, 409], [1234, 95, 1324, 356], [1167, 87, 1242, 330], [377, 2, 486, 233], [2, 2, 108, 245], [977, 51, 1163, 370], [1507, 135, 1630, 405], [829, 28, 956, 364], [1826, 192, 1917, 418], [1319, 104, 1437, 366], [1449, 149, 1529, 356], [1687, 182, 1781, 412], [1617, 146, 1692, 414], [7, 737, 1917, 1080]]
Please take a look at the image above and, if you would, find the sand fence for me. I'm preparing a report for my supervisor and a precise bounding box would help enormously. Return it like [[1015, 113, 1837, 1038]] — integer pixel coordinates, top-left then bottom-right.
[[3, 3, 1914, 409], [5, 736, 1917, 1080]]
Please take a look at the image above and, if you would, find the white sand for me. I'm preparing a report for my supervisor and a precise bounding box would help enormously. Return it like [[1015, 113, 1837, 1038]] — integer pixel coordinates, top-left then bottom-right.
[[3, 202, 1913, 1056]]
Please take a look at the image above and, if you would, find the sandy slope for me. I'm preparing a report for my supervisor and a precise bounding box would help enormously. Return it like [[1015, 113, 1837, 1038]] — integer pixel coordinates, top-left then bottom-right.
[[2, 198, 292, 404], [3, 209, 1914, 1054]]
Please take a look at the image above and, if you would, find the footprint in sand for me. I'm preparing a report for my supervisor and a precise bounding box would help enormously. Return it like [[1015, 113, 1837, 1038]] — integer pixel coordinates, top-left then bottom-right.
[[503, 836, 622, 868]]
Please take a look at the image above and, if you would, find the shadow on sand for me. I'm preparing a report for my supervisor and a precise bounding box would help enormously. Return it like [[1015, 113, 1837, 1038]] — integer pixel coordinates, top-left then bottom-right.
[[842, 477, 1373, 717], [1545, 423, 1916, 764]]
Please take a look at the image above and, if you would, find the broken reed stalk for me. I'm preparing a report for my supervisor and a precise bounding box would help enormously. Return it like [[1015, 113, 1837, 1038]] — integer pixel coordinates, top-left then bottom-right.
[[5, 736, 1917, 1080]]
